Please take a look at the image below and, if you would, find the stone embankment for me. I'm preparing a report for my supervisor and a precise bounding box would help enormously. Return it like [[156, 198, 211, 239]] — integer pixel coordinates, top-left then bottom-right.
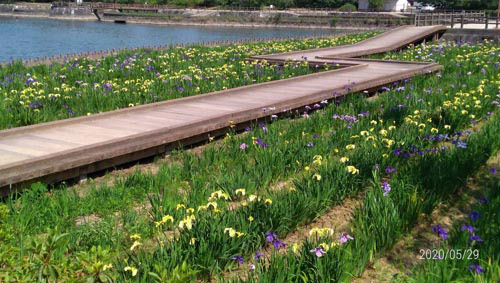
[[0, 2, 95, 20], [0, 2, 413, 29]]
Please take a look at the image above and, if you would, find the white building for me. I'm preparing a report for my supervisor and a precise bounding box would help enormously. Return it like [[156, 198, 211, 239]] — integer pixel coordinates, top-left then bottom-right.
[[358, 0, 409, 11]]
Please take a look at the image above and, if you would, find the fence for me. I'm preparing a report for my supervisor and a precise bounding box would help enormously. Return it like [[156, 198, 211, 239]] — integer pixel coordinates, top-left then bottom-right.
[[414, 11, 499, 29]]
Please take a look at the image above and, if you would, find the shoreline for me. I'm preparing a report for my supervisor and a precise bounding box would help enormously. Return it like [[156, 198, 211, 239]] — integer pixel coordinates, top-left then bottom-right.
[[0, 13, 96, 21], [2, 31, 371, 67], [0, 13, 379, 30], [103, 18, 378, 30]]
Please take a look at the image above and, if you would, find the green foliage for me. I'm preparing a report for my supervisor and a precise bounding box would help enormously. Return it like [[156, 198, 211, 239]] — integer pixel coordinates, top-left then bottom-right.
[[76, 246, 117, 283], [28, 229, 70, 282], [272, 0, 296, 9], [399, 172, 500, 282], [148, 262, 198, 282], [0, 35, 499, 282], [369, 0, 385, 9], [338, 3, 356, 12], [168, 0, 204, 7]]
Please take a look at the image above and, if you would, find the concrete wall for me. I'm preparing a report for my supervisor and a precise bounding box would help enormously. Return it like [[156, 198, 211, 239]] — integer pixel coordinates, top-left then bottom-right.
[[0, 3, 50, 14], [442, 29, 500, 44], [0, 3, 93, 18], [359, 0, 409, 11], [358, 0, 369, 10], [50, 7, 92, 17]]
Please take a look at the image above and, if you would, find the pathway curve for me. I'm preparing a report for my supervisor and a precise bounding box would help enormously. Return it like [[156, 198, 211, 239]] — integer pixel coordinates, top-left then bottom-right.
[[0, 25, 447, 192]]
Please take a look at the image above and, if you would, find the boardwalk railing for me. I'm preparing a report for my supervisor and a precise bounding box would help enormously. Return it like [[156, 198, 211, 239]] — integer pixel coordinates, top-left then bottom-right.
[[415, 11, 499, 29]]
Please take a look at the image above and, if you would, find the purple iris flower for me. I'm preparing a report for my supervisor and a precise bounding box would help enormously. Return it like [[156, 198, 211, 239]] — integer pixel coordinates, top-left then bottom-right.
[[490, 168, 498, 175], [479, 197, 488, 205], [452, 140, 467, 149], [231, 256, 243, 264], [432, 225, 448, 240], [385, 166, 397, 174], [469, 212, 480, 222], [273, 240, 286, 250], [254, 251, 264, 260], [310, 247, 326, 257], [266, 231, 277, 243], [468, 264, 484, 275], [240, 143, 248, 150], [470, 235, 483, 242], [340, 233, 354, 244], [307, 142, 314, 147], [461, 224, 475, 234], [382, 182, 391, 196]]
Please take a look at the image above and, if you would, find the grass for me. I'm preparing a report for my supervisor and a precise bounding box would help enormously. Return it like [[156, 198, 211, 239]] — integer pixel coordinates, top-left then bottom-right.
[[0, 38, 498, 282], [394, 166, 500, 282]]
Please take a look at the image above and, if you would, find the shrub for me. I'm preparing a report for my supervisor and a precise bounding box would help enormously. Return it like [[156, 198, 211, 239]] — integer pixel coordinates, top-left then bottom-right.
[[338, 3, 356, 12]]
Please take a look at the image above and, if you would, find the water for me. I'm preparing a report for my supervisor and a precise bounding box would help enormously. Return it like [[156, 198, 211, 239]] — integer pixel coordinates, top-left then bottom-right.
[[0, 17, 346, 63]]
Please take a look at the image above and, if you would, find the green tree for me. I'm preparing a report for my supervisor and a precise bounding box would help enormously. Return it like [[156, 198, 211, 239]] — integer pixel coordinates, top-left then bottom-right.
[[168, 0, 204, 7], [369, 0, 385, 9]]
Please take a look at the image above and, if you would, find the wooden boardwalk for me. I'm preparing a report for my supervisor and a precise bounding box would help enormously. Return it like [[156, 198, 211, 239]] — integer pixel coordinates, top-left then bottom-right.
[[0, 25, 446, 192]]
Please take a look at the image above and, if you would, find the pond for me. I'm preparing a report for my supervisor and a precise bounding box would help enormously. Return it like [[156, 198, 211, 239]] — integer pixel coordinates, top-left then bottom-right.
[[0, 17, 352, 63]]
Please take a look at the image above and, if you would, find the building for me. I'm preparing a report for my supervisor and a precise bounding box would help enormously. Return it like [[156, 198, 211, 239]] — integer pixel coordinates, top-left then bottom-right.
[[358, 0, 410, 11]]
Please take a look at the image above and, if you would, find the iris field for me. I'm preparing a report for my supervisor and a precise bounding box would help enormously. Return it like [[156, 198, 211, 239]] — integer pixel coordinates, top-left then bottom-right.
[[0, 34, 499, 282], [0, 33, 375, 130]]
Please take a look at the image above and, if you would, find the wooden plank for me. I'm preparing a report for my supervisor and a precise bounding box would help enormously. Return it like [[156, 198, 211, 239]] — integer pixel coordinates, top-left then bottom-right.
[[32, 128, 112, 145], [0, 149, 34, 165], [84, 118, 157, 133], [0, 136, 76, 153]]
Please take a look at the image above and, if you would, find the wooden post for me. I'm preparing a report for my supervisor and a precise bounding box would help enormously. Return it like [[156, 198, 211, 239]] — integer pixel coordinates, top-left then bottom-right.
[[497, 0, 500, 29], [485, 15, 489, 29], [451, 14, 454, 28], [461, 14, 464, 28]]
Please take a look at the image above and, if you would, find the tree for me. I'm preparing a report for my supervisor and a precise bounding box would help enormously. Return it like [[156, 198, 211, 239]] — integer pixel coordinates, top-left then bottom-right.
[[369, 0, 385, 9], [168, 0, 204, 7]]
